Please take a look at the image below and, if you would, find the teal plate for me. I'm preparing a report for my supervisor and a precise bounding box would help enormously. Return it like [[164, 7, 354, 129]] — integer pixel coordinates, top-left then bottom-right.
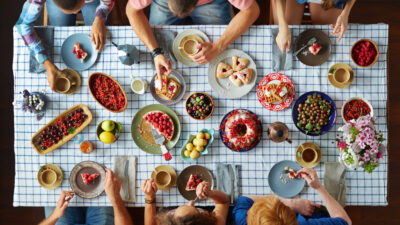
[[180, 128, 214, 162]]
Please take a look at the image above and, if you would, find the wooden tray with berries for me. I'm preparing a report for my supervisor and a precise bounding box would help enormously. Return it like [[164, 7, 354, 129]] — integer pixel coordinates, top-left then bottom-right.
[[31, 104, 93, 155]]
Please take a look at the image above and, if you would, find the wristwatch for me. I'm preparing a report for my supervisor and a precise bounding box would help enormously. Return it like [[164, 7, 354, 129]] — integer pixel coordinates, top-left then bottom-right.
[[150, 47, 164, 59]]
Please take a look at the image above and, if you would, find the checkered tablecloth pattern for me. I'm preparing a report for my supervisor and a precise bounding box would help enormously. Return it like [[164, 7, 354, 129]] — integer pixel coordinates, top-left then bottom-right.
[[12, 24, 388, 207]]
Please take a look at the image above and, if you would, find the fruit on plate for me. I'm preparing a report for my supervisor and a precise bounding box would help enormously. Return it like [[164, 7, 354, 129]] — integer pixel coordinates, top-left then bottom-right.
[[99, 131, 116, 144], [185, 174, 202, 191], [351, 40, 378, 66], [232, 56, 249, 71], [81, 173, 100, 184], [262, 81, 291, 104], [309, 43, 322, 55], [155, 74, 168, 95], [186, 93, 214, 120], [36, 108, 88, 150], [143, 111, 175, 141], [183, 131, 210, 159], [164, 79, 181, 100], [216, 62, 233, 78], [101, 120, 115, 132], [72, 42, 88, 62]]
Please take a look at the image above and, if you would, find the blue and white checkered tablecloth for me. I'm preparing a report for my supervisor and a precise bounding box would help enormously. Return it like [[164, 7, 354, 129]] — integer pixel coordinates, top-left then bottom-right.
[[12, 24, 388, 207]]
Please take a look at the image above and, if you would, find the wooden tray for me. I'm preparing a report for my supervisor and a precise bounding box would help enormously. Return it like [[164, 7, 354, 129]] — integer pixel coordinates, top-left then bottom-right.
[[31, 104, 93, 155], [88, 72, 128, 113]]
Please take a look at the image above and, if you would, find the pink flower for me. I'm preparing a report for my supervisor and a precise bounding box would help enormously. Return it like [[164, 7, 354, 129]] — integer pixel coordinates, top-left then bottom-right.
[[377, 152, 383, 159], [337, 141, 347, 150]]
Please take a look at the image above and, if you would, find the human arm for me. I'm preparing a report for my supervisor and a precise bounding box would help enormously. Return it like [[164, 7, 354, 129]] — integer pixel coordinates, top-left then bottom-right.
[[38, 191, 75, 225], [196, 182, 229, 225], [91, 0, 116, 51], [104, 168, 134, 225], [298, 168, 352, 225], [141, 179, 158, 225], [272, 0, 291, 54], [126, 2, 171, 78], [190, 1, 260, 64], [331, 0, 356, 42]]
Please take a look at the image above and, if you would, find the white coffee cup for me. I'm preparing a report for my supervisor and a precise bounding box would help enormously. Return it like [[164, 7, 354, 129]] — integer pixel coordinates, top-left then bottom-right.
[[130, 75, 148, 94]]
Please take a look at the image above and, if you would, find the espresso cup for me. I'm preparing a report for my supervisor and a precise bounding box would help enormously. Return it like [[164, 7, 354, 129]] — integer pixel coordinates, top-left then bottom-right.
[[41, 169, 57, 185], [181, 38, 199, 56], [301, 148, 318, 163], [155, 170, 171, 188], [333, 68, 350, 84]]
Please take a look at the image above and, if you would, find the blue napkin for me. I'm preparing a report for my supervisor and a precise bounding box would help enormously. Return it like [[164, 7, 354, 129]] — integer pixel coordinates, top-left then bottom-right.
[[271, 28, 293, 72], [29, 27, 54, 73], [216, 164, 241, 205], [152, 29, 177, 69]]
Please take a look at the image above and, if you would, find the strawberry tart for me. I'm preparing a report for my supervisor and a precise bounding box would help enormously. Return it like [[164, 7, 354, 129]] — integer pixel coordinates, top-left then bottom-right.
[[81, 173, 100, 184], [185, 174, 202, 191], [72, 42, 88, 62], [143, 111, 174, 141], [224, 110, 261, 150]]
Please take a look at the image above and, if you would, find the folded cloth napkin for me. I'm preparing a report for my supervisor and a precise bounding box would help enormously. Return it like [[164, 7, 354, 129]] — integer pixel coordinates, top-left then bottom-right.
[[29, 27, 54, 73], [271, 28, 293, 72], [152, 29, 177, 69], [324, 162, 346, 206], [216, 164, 241, 205], [114, 156, 137, 203]]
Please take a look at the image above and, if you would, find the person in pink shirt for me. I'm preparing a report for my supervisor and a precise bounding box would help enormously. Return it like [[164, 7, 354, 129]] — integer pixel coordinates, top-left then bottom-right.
[[126, 0, 260, 82]]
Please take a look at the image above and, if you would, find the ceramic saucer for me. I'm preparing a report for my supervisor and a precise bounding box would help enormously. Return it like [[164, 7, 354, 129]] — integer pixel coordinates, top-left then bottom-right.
[[328, 63, 354, 89], [296, 142, 321, 168], [37, 164, 63, 190], [173, 29, 210, 66], [150, 165, 177, 191]]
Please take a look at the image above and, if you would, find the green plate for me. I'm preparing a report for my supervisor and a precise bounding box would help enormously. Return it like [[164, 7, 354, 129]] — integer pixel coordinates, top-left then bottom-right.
[[131, 104, 181, 154]]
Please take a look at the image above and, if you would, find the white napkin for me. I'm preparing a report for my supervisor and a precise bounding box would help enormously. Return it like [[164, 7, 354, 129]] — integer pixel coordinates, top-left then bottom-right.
[[114, 156, 137, 203]]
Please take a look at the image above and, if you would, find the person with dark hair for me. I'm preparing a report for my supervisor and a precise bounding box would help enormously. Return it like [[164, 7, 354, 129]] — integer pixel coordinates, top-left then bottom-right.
[[126, 0, 260, 87], [15, 0, 115, 91], [272, 0, 356, 54], [38, 169, 134, 225], [141, 178, 229, 225]]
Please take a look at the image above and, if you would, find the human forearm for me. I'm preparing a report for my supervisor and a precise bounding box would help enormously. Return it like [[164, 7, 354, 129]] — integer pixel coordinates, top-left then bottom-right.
[[126, 3, 159, 51], [144, 202, 157, 225], [215, 1, 260, 52], [342, 0, 356, 16], [208, 190, 229, 205], [273, 0, 287, 27], [111, 197, 134, 225], [38, 214, 58, 225], [316, 187, 351, 225]]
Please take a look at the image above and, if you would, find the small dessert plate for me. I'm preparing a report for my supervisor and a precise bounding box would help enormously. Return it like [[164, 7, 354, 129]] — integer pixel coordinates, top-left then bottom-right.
[[150, 70, 186, 105], [70, 161, 106, 199], [61, 33, 98, 71], [37, 164, 63, 190], [295, 29, 331, 66], [177, 165, 214, 201], [173, 29, 210, 66], [268, 160, 305, 198], [180, 128, 214, 162]]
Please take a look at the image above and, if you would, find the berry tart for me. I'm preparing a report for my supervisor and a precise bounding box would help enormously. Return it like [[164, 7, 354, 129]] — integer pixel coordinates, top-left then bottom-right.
[[72, 42, 88, 62], [143, 111, 175, 141], [185, 174, 202, 191], [81, 173, 100, 184], [309, 43, 322, 55]]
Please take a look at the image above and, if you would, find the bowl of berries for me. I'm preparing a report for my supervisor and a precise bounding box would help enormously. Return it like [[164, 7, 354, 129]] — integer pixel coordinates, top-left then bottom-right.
[[341, 97, 373, 124], [351, 39, 379, 68], [185, 92, 214, 120]]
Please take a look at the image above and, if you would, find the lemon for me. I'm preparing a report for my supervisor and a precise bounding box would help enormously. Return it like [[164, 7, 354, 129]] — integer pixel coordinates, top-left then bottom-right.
[[196, 132, 205, 139], [186, 143, 194, 151], [99, 131, 116, 144], [190, 150, 200, 159], [196, 145, 204, 152], [204, 133, 211, 140], [184, 150, 191, 157], [197, 139, 206, 147], [193, 138, 200, 146]]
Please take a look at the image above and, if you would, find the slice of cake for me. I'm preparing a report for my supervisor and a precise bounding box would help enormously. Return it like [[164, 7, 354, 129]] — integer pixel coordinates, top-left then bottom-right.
[[155, 75, 168, 95], [185, 174, 202, 191], [235, 68, 253, 84], [232, 56, 249, 71], [72, 42, 88, 63], [309, 43, 322, 55], [81, 173, 100, 184], [216, 62, 233, 79], [229, 74, 243, 87], [163, 79, 181, 100]]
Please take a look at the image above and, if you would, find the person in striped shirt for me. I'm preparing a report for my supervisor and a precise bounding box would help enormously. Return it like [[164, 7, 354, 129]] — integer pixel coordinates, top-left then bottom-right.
[[16, 0, 115, 91]]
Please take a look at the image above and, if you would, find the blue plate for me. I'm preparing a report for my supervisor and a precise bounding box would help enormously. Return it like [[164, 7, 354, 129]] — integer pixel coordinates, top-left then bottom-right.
[[268, 160, 305, 198], [292, 91, 336, 136], [180, 128, 214, 162], [61, 33, 98, 71]]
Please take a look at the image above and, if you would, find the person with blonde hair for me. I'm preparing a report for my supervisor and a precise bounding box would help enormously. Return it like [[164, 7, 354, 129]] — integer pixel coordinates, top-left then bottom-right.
[[141, 178, 229, 225], [233, 168, 352, 225]]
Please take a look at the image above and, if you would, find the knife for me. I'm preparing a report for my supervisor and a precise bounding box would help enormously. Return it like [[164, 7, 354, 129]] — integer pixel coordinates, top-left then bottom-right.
[[337, 169, 346, 201], [228, 165, 235, 204], [124, 159, 130, 200], [150, 127, 172, 161]]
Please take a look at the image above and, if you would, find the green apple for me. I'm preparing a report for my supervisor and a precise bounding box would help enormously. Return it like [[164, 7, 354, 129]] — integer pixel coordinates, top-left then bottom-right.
[[101, 120, 115, 132]]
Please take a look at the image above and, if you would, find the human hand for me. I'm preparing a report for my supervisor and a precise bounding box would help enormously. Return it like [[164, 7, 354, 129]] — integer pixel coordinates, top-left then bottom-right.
[[190, 42, 221, 65], [51, 191, 74, 219], [330, 12, 348, 42], [287, 198, 320, 216], [298, 168, 322, 190], [195, 181, 211, 200], [104, 168, 122, 204], [141, 178, 158, 201], [276, 26, 291, 54], [91, 17, 107, 51], [153, 54, 172, 81], [45, 62, 68, 92]]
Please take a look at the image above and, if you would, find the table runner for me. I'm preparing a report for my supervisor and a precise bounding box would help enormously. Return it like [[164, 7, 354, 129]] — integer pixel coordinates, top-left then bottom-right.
[[12, 24, 388, 207]]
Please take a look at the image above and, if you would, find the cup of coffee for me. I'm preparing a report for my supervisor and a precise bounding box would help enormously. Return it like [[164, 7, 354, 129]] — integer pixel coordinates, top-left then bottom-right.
[[180, 38, 199, 56], [333, 68, 350, 84], [41, 169, 57, 185], [130, 75, 148, 94], [301, 148, 318, 163], [155, 170, 171, 188]]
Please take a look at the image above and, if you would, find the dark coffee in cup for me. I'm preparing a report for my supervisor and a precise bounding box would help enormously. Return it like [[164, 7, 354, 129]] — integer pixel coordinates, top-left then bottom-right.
[[302, 148, 317, 163]]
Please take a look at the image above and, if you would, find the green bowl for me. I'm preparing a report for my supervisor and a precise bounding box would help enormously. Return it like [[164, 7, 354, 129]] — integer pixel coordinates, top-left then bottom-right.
[[96, 120, 122, 144], [180, 128, 214, 162], [131, 104, 181, 154]]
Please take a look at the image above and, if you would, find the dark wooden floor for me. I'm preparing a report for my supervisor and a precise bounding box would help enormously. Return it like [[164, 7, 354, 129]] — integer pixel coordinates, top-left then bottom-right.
[[1, 0, 400, 224]]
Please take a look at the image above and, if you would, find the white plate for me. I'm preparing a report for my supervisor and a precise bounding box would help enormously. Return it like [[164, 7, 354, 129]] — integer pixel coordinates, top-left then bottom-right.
[[172, 29, 210, 66], [208, 49, 257, 99]]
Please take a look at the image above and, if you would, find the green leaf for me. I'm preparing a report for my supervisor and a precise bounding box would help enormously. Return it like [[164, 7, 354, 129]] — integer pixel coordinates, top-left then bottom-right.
[[329, 68, 337, 74], [364, 162, 378, 173], [297, 152, 302, 158], [313, 93, 317, 98], [297, 121, 302, 127], [68, 127, 76, 134], [305, 122, 313, 131], [39, 166, 45, 172]]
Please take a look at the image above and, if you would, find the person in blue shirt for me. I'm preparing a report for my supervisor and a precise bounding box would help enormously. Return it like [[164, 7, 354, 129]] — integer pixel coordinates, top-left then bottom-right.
[[233, 168, 352, 225]]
